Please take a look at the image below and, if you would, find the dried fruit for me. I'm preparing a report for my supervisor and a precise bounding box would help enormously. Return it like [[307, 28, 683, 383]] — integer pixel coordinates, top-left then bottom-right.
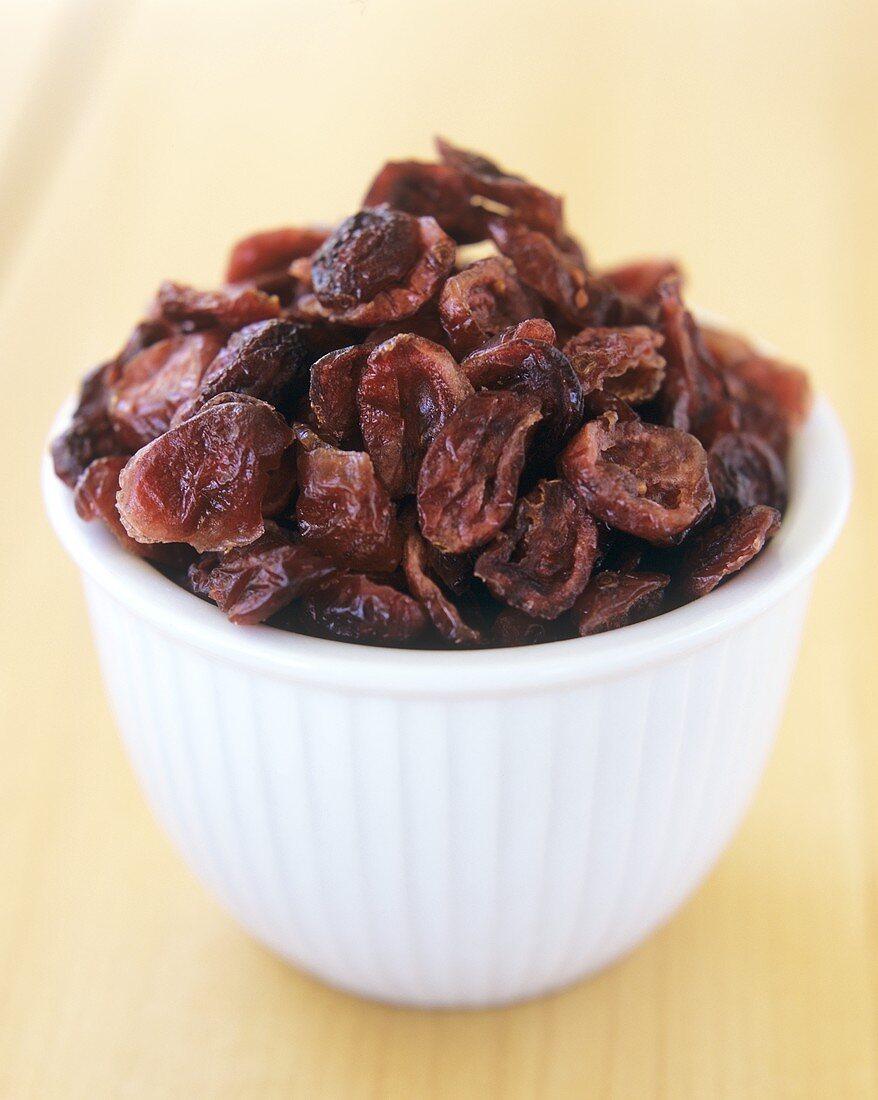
[[358, 334, 473, 496], [403, 532, 483, 645], [573, 570, 670, 635], [109, 331, 226, 449], [363, 160, 486, 243], [294, 425, 403, 571], [438, 257, 540, 357], [436, 137, 564, 240], [461, 331, 583, 455], [474, 480, 598, 618], [156, 280, 280, 329], [226, 227, 328, 284], [173, 319, 311, 424], [680, 505, 781, 599], [53, 140, 809, 647], [562, 326, 665, 403], [560, 419, 714, 545], [309, 343, 370, 446], [198, 522, 335, 624], [302, 574, 428, 644], [417, 390, 541, 553], [117, 395, 293, 553], [294, 209, 455, 327], [708, 431, 787, 515]]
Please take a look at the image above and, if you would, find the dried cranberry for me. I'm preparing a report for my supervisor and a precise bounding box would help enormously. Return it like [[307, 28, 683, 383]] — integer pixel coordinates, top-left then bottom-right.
[[156, 280, 280, 329], [294, 425, 403, 571], [309, 343, 370, 446], [403, 532, 483, 645], [52, 361, 126, 487], [418, 390, 542, 553], [358, 334, 474, 497], [474, 480, 598, 618], [302, 574, 428, 644], [438, 257, 541, 358], [560, 419, 714, 546], [200, 522, 335, 624], [116, 395, 293, 553], [488, 217, 590, 325], [363, 160, 486, 243], [708, 431, 787, 515], [491, 608, 558, 647], [109, 332, 226, 449], [681, 505, 781, 599], [563, 326, 666, 403], [573, 570, 670, 635], [226, 227, 328, 284]]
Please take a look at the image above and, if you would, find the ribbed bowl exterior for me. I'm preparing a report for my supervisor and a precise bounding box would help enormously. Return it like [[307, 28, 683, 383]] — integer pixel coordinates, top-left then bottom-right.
[[84, 575, 812, 1008]]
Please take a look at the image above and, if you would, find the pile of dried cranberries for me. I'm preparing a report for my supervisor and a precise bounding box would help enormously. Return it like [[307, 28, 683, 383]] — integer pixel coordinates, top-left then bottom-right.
[[53, 139, 812, 648]]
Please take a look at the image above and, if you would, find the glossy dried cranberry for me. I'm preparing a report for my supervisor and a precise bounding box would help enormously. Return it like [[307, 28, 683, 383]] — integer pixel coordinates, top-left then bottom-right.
[[358, 334, 474, 497], [560, 419, 714, 546], [226, 227, 328, 284], [474, 480, 598, 618], [302, 574, 428, 644], [199, 522, 335, 624], [573, 570, 670, 635], [173, 320, 311, 424], [294, 210, 455, 327], [438, 257, 541, 358], [708, 431, 787, 515], [680, 505, 781, 600], [52, 361, 126, 487], [109, 332, 226, 449], [116, 395, 293, 553], [562, 326, 665, 403], [655, 277, 725, 433], [418, 390, 542, 553], [436, 137, 564, 240], [487, 217, 590, 324], [363, 160, 486, 243], [461, 331, 583, 456], [156, 280, 280, 329], [309, 344, 370, 446], [294, 425, 403, 571], [403, 532, 483, 645]]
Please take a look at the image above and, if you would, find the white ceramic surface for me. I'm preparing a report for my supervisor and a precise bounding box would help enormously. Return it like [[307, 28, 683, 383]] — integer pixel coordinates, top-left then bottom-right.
[[43, 396, 850, 1008]]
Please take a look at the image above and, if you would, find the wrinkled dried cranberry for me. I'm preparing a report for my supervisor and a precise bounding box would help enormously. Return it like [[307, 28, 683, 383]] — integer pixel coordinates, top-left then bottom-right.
[[681, 505, 781, 599], [226, 227, 328, 284], [461, 332, 583, 455], [294, 424, 403, 571], [173, 320, 311, 424], [708, 431, 787, 516], [117, 395, 293, 553], [474, 480, 597, 618], [117, 319, 176, 365], [582, 389, 640, 425], [436, 137, 564, 240], [52, 361, 126, 487], [438, 257, 541, 357], [573, 570, 670, 635], [560, 419, 714, 546], [491, 608, 558, 647], [725, 354, 812, 456], [602, 259, 681, 303], [294, 212, 455, 327], [655, 277, 726, 433], [358, 334, 473, 497], [156, 280, 280, 329], [302, 574, 428, 644], [363, 160, 486, 243], [198, 522, 335, 624], [418, 390, 542, 553], [488, 217, 589, 324], [563, 326, 666, 403], [403, 532, 483, 645], [309, 343, 370, 446], [261, 449, 298, 517], [109, 332, 226, 449]]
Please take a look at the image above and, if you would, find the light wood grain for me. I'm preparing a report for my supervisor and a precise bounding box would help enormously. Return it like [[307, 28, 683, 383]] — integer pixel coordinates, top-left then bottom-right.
[[1, 1, 876, 1096]]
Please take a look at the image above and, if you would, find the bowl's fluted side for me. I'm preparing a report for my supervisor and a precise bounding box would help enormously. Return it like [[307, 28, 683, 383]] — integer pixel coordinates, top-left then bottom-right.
[[84, 574, 812, 1008]]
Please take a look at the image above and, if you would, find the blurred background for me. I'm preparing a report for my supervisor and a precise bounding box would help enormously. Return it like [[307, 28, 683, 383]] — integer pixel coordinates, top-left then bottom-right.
[[1, 0, 875, 1096]]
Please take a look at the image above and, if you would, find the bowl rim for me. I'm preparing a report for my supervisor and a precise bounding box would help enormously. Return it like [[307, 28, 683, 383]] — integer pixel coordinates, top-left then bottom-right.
[[43, 386, 851, 696]]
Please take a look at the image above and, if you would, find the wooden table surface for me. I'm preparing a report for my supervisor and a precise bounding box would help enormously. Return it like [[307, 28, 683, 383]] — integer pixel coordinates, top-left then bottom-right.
[[1, 1, 876, 1095]]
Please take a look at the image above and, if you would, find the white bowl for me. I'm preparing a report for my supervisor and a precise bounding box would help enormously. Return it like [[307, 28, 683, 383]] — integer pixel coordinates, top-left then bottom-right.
[[43, 394, 850, 1008]]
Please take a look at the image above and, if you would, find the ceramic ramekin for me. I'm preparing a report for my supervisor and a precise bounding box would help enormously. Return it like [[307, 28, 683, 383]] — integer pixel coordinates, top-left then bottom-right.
[[43, 392, 850, 1008]]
